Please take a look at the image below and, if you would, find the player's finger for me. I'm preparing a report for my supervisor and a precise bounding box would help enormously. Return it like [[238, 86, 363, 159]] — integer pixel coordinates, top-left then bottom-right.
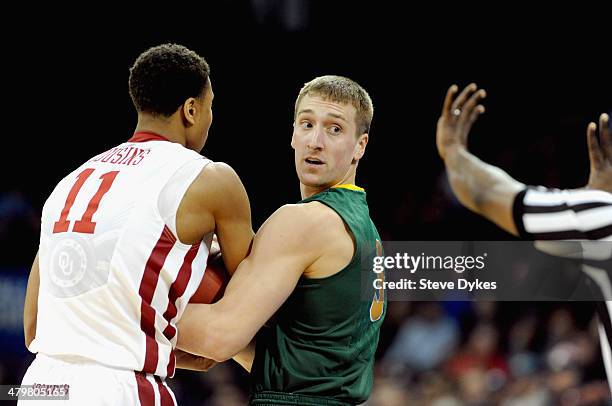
[[587, 122, 603, 168], [466, 105, 485, 128], [442, 85, 458, 117], [465, 104, 485, 129], [599, 113, 611, 160], [459, 89, 486, 126], [450, 83, 477, 114]]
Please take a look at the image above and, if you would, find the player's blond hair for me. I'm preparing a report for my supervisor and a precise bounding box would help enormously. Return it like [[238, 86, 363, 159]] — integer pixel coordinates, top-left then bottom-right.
[[294, 75, 374, 137]]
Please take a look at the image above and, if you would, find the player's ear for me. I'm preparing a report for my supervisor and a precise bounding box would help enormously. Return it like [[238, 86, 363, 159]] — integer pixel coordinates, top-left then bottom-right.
[[182, 98, 197, 126], [291, 123, 297, 149], [354, 133, 368, 161]]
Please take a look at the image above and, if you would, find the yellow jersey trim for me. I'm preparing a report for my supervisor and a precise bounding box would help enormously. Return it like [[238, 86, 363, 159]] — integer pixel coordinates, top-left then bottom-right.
[[332, 184, 365, 192]]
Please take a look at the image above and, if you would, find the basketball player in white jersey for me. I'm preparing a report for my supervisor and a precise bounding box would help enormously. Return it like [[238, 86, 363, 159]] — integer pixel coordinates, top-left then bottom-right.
[[19, 44, 254, 405], [436, 83, 612, 396]]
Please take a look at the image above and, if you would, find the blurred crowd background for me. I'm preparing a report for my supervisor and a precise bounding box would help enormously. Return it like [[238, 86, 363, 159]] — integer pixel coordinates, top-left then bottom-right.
[[1, 2, 610, 405]]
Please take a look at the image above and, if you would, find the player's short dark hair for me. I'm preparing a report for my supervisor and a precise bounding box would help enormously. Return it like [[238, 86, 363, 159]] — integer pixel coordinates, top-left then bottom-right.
[[129, 43, 210, 117], [294, 75, 374, 136]]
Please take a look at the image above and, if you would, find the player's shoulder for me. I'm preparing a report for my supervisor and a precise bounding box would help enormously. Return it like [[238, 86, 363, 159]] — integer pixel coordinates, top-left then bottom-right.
[[181, 161, 247, 215], [189, 161, 242, 196], [275, 201, 338, 221], [257, 203, 351, 267], [267, 202, 344, 239]]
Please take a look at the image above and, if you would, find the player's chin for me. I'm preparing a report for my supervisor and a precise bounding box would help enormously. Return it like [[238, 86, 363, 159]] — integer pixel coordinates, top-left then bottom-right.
[[297, 172, 329, 188]]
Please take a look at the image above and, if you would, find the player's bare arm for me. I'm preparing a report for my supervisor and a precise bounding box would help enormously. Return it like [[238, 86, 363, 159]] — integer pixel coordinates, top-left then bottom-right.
[[173, 162, 253, 371], [586, 113, 612, 192], [177, 161, 254, 274], [23, 253, 39, 348], [177, 201, 351, 361], [436, 83, 525, 235]]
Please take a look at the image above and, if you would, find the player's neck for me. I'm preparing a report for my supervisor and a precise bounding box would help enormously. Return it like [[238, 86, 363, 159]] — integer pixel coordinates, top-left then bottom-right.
[[300, 171, 358, 199], [134, 113, 187, 147]]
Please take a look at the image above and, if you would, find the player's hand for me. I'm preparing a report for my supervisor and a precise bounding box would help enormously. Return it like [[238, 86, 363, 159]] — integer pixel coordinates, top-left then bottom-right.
[[175, 349, 218, 371], [436, 83, 487, 160], [586, 113, 612, 192]]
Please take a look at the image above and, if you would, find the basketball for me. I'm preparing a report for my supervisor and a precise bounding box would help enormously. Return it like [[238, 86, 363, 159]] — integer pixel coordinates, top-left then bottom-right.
[[189, 252, 229, 304]]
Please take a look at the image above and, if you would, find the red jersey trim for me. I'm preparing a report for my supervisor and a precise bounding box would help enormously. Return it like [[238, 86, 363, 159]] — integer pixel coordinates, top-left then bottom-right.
[[129, 132, 170, 143], [154, 376, 175, 406], [134, 372, 155, 406], [139, 226, 176, 374], [162, 243, 200, 378]]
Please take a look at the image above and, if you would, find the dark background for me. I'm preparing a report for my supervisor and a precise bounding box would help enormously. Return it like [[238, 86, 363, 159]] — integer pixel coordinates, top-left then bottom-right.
[[5, 3, 611, 239], [1, 2, 610, 404]]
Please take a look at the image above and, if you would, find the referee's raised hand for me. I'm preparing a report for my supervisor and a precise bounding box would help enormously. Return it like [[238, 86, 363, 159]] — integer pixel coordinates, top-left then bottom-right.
[[436, 83, 486, 160], [586, 113, 612, 192]]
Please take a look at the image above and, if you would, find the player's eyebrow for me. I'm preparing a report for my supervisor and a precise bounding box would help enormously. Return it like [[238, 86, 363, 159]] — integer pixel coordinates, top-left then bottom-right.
[[297, 109, 348, 123], [326, 112, 348, 123], [297, 108, 314, 116]]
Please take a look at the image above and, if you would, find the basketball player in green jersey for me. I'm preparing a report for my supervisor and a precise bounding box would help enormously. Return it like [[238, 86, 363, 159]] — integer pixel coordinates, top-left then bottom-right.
[[178, 75, 385, 405]]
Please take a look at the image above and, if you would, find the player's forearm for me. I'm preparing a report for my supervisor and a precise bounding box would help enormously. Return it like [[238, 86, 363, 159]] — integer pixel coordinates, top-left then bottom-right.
[[177, 303, 252, 362], [444, 146, 524, 235], [206, 297, 261, 361]]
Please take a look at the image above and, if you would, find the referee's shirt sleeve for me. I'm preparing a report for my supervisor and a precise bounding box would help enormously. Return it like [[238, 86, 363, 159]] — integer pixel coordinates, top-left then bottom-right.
[[512, 186, 612, 240]]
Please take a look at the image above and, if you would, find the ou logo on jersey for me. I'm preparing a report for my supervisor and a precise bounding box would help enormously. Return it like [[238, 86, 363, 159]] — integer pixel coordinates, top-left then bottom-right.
[[47, 233, 112, 298]]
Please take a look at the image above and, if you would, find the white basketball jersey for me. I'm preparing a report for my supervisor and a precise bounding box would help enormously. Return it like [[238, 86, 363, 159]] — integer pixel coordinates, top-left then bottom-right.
[[30, 132, 212, 379]]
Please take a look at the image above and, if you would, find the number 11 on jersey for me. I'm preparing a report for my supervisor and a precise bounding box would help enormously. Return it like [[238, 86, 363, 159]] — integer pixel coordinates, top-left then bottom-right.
[[53, 168, 119, 234]]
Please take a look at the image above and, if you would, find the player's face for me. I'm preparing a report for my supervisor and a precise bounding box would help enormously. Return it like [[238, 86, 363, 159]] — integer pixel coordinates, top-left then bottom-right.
[[188, 78, 214, 152], [292, 95, 366, 191]]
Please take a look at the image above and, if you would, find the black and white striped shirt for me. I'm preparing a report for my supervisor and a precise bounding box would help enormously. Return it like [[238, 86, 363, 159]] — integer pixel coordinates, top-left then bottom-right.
[[513, 186, 612, 392]]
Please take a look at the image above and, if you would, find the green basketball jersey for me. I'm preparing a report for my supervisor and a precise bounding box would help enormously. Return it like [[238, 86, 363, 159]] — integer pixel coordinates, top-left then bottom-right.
[[250, 185, 386, 405]]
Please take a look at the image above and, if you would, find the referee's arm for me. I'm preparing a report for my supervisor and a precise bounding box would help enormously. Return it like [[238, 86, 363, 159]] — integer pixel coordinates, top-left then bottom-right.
[[436, 83, 523, 236], [442, 152, 612, 240], [442, 143, 524, 236], [436, 83, 612, 238]]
